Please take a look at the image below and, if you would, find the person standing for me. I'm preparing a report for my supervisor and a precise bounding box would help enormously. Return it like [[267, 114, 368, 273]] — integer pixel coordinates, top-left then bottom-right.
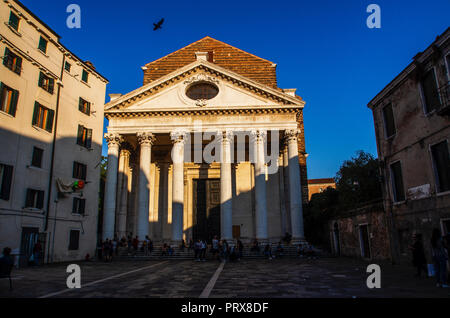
[[212, 236, 219, 260], [200, 240, 207, 262], [264, 243, 273, 260], [194, 240, 201, 261], [431, 228, 449, 288], [149, 238, 154, 255], [132, 236, 139, 256], [410, 234, 427, 277], [237, 240, 244, 260], [33, 240, 42, 266]]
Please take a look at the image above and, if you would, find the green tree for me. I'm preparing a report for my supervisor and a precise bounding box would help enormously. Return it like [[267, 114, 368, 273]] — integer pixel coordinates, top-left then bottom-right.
[[335, 150, 382, 208], [304, 150, 382, 247]]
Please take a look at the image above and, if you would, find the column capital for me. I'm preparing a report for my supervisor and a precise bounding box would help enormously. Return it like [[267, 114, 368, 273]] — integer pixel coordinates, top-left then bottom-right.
[[284, 129, 302, 143], [218, 130, 234, 143], [104, 133, 123, 147], [170, 130, 188, 145], [137, 132, 156, 146], [250, 130, 267, 143]]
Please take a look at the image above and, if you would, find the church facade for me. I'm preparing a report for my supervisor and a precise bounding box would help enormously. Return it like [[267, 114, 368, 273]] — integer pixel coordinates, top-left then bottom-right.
[[103, 37, 308, 244]]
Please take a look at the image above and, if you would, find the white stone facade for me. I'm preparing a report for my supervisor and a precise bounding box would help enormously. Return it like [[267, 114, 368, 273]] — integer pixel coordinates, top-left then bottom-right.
[[104, 54, 307, 244]]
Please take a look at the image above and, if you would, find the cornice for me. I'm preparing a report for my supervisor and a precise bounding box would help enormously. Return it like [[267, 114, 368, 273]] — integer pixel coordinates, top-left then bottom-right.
[[4, 0, 108, 83], [105, 105, 302, 120], [367, 28, 449, 109]]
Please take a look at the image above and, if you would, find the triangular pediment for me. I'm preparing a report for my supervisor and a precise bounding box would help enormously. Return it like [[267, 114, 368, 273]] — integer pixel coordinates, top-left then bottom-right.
[[105, 60, 304, 113]]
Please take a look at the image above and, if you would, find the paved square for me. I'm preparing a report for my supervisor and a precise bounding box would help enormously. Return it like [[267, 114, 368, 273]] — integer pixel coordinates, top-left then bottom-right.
[[0, 258, 449, 298]]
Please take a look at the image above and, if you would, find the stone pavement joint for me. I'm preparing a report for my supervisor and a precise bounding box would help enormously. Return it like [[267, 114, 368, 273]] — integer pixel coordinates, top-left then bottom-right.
[[200, 261, 225, 298]]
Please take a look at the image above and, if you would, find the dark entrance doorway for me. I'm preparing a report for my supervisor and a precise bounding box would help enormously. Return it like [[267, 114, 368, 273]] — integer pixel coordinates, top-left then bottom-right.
[[19, 227, 45, 267], [193, 179, 220, 243]]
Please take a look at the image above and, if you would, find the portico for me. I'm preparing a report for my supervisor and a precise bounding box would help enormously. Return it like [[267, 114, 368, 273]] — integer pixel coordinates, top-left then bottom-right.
[[103, 37, 308, 244]]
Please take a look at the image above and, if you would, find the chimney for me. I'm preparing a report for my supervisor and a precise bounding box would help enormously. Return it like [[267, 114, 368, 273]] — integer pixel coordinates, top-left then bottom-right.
[[195, 52, 209, 61], [84, 60, 95, 70], [109, 94, 122, 102]]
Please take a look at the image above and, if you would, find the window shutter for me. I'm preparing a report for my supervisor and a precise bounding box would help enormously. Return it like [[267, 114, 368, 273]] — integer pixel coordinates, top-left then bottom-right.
[[72, 198, 78, 214], [0, 82, 4, 108], [10, 89, 18, 117], [14, 56, 22, 75], [86, 129, 92, 149], [48, 78, 54, 94], [78, 98, 83, 112], [80, 199, 86, 215], [82, 164, 87, 180], [0, 165, 13, 200], [25, 189, 33, 207], [86, 102, 91, 115], [37, 191, 44, 209], [32, 102, 39, 126], [3, 48, 10, 67], [77, 125, 83, 145], [38, 72, 44, 88], [73, 162, 78, 179], [45, 108, 54, 132]]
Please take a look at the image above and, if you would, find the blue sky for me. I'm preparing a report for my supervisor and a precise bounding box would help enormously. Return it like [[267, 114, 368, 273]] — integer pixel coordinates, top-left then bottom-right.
[[20, 0, 450, 179]]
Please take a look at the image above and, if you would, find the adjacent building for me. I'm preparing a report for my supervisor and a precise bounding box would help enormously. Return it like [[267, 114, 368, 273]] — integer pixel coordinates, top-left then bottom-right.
[[367, 28, 449, 263], [0, 0, 108, 265], [308, 178, 336, 201], [103, 37, 309, 244]]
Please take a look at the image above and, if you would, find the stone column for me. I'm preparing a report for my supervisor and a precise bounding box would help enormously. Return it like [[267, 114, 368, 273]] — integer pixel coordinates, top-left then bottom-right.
[[220, 131, 233, 241], [171, 131, 186, 242], [103, 133, 123, 240], [117, 149, 131, 239], [283, 144, 292, 234], [285, 129, 305, 241], [251, 130, 268, 241], [278, 154, 287, 236], [136, 132, 155, 241]]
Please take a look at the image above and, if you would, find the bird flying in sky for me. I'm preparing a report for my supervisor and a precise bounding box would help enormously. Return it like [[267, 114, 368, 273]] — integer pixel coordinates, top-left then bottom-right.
[[153, 18, 164, 31]]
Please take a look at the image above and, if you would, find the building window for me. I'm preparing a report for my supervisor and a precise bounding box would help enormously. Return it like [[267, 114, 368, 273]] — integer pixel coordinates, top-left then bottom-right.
[[31, 147, 44, 168], [431, 141, 450, 193], [421, 68, 441, 113], [390, 161, 405, 202], [25, 189, 44, 209], [78, 98, 91, 115], [382, 103, 396, 138], [0, 82, 19, 117], [32, 102, 54, 132], [3, 47, 22, 75], [77, 125, 92, 149], [8, 11, 20, 31], [68, 230, 80, 250], [38, 72, 54, 94], [64, 61, 71, 73], [0, 164, 13, 201], [73, 162, 87, 180], [72, 198, 86, 215], [38, 36, 48, 54], [81, 69, 89, 83], [186, 82, 219, 100]]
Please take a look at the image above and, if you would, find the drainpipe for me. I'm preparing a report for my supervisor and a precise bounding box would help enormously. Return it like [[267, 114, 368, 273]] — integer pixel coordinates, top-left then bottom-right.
[[44, 54, 66, 262]]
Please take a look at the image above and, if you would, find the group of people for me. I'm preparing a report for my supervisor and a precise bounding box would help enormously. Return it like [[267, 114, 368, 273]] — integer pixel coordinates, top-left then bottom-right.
[[97, 234, 154, 261], [183, 236, 245, 262], [410, 228, 450, 288]]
